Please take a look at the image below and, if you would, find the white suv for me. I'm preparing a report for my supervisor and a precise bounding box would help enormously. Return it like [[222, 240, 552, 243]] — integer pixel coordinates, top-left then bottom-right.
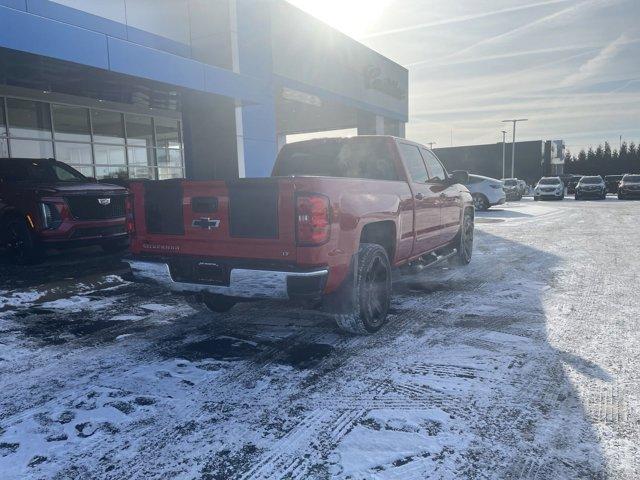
[[534, 177, 564, 200], [464, 174, 506, 211]]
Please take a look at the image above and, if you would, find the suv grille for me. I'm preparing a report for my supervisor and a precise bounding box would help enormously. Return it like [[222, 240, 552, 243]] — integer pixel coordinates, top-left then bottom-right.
[[65, 196, 126, 220]]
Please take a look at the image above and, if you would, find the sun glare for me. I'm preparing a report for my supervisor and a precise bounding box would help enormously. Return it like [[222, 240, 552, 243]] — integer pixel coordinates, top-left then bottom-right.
[[287, 0, 390, 38]]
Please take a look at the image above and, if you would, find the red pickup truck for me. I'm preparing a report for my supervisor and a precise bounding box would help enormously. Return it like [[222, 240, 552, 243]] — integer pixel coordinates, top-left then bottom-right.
[[126, 136, 474, 334]]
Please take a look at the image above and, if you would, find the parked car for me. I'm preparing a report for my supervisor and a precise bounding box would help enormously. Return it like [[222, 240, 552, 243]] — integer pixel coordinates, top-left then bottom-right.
[[125, 136, 473, 334], [534, 177, 564, 200], [565, 174, 583, 194], [575, 175, 607, 200], [517, 179, 527, 196], [0, 158, 129, 264], [501, 178, 523, 201], [604, 175, 623, 194], [617, 174, 640, 199], [465, 175, 506, 211]]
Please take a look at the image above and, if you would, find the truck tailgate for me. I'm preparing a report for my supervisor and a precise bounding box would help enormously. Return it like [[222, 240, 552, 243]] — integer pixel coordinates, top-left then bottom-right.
[[135, 178, 298, 261]]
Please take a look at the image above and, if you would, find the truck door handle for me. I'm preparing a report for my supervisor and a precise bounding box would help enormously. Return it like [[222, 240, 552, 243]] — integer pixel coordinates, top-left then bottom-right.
[[415, 193, 424, 200]]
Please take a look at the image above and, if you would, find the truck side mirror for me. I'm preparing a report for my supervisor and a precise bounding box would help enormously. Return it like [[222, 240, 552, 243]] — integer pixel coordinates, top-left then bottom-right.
[[450, 170, 469, 185]]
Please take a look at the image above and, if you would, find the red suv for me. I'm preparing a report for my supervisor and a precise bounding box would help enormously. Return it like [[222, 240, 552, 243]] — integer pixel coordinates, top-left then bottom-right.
[[0, 158, 129, 263]]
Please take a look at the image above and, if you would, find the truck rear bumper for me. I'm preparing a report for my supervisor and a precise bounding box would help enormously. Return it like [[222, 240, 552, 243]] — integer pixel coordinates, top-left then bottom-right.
[[125, 259, 328, 300]]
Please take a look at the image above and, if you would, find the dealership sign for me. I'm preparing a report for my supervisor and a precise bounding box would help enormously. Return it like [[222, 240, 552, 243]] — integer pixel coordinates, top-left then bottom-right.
[[363, 65, 407, 100], [281, 87, 323, 107]]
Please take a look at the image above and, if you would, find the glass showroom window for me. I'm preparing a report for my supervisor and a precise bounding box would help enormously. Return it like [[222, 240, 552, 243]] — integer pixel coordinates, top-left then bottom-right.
[[1, 96, 184, 179], [0, 99, 8, 157], [125, 113, 157, 179], [155, 117, 184, 179], [52, 104, 94, 177], [92, 109, 128, 179], [6, 98, 54, 158]]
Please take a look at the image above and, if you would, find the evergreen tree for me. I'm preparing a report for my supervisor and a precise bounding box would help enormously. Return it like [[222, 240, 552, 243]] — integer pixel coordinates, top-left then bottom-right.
[[577, 149, 587, 173], [603, 142, 612, 165], [562, 141, 639, 176], [619, 142, 629, 174], [628, 142, 638, 173], [586, 147, 596, 175]]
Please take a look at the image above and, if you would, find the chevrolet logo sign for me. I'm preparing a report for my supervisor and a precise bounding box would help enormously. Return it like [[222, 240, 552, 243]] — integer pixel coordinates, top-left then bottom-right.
[[192, 218, 220, 229]]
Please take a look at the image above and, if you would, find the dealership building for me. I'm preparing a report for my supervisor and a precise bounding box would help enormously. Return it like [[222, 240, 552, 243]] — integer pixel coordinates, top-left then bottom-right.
[[0, 0, 408, 181], [434, 140, 565, 184]]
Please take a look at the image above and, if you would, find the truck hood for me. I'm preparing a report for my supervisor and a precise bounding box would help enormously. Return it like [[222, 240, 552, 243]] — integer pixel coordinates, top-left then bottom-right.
[[33, 182, 127, 196]]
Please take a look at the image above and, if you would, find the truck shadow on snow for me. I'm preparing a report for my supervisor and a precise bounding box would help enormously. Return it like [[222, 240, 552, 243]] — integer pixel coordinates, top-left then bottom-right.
[[0, 230, 614, 479], [126, 229, 611, 478]]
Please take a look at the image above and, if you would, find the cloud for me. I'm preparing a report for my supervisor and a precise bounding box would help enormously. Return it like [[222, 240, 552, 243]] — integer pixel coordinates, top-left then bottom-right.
[[360, 0, 572, 39], [446, 0, 597, 59], [405, 44, 594, 69], [561, 34, 631, 86]]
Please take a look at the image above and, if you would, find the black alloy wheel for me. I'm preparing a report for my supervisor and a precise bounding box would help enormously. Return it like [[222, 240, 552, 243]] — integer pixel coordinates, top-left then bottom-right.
[[334, 243, 391, 334], [451, 209, 474, 266]]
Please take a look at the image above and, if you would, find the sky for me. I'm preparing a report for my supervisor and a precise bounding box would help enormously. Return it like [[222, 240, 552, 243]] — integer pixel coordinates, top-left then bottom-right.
[[287, 0, 640, 154]]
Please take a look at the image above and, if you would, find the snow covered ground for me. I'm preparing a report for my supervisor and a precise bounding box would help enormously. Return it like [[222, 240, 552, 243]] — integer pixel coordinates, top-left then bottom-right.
[[0, 197, 638, 479]]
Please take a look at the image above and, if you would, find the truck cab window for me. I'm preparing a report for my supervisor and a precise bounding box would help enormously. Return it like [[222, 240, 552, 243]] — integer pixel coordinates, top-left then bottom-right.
[[421, 149, 447, 182], [273, 138, 398, 181], [399, 143, 428, 183]]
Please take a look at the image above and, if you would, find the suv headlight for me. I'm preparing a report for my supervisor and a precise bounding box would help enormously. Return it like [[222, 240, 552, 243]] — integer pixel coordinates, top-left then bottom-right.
[[39, 202, 63, 229]]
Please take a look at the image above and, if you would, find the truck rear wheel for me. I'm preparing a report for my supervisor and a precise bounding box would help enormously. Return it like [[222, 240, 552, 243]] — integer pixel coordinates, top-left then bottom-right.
[[334, 243, 391, 335], [202, 294, 236, 313]]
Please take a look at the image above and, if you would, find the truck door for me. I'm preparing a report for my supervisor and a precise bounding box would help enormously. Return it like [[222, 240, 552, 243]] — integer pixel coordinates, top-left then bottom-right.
[[397, 142, 442, 256], [422, 148, 461, 245]]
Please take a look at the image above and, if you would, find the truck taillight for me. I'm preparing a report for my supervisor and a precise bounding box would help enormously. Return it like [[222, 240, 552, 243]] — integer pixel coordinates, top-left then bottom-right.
[[296, 194, 330, 246], [125, 195, 135, 237]]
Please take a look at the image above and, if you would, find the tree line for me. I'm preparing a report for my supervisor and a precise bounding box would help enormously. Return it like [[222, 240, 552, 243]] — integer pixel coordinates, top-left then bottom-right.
[[564, 141, 640, 176]]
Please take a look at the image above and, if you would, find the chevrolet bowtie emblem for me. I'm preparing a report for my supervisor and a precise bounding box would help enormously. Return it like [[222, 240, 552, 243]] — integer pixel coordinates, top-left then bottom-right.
[[192, 218, 220, 229]]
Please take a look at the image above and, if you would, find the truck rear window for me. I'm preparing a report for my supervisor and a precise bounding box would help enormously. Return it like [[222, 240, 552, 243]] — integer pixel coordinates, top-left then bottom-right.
[[272, 138, 398, 181]]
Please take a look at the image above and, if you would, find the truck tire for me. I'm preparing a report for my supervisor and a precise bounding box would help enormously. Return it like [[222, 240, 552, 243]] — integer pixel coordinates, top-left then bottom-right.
[[4, 216, 42, 265], [202, 294, 236, 313], [472, 194, 489, 211], [334, 243, 391, 335], [450, 208, 474, 266]]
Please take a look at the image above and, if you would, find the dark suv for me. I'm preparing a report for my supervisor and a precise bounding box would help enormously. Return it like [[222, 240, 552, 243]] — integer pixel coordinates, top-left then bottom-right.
[[574, 175, 606, 200], [618, 174, 640, 200], [604, 175, 623, 194], [0, 158, 129, 263]]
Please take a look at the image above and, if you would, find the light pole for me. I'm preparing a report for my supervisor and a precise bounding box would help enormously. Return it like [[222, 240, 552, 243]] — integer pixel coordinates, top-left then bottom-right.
[[501, 130, 507, 179], [502, 119, 528, 178], [427, 141, 436, 150]]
